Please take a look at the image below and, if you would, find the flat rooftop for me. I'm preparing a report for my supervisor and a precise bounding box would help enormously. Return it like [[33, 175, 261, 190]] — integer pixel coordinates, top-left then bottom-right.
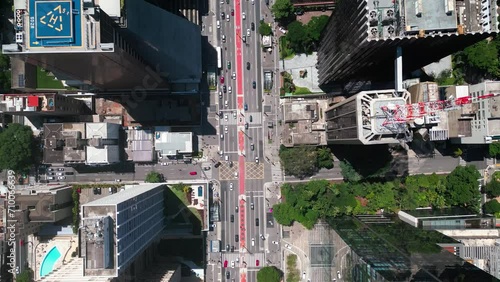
[[404, 0, 457, 31], [83, 183, 164, 206], [283, 101, 317, 122]]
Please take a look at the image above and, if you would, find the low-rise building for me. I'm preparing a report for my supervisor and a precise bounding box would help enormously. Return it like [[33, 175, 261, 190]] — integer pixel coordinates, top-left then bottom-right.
[[282, 100, 328, 147], [155, 127, 193, 160], [0, 93, 89, 116], [126, 128, 154, 163]]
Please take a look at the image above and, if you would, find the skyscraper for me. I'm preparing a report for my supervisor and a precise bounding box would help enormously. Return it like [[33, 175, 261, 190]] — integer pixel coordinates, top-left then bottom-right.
[[317, 0, 498, 91], [2, 0, 169, 91]]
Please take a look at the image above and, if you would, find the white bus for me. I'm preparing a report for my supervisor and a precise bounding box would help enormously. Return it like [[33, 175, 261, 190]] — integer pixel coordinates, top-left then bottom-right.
[[217, 46, 222, 69]]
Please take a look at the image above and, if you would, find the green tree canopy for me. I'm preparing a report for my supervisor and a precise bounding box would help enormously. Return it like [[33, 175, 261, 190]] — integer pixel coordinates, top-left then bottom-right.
[[483, 199, 500, 214], [339, 160, 362, 183], [0, 55, 11, 91], [279, 145, 318, 178], [445, 165, 481, 210], [306, 15, 329, 42], [271, 0, 294, 23], [258, 20, 273, 36], [0, 124, 35, 173], [489, 142, 500, 158], [317, 147, 334, 169], [257, 266, 283, 282], [485, 180, 500, 198], [145, 171, 163, 183], [462, 40, 500, 77], [286, 21, 309, 53]]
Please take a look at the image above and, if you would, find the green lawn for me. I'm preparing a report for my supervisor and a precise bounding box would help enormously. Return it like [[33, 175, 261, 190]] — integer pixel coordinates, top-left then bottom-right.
[[293, 86, 313, 95], [36, 67, 66, 89]]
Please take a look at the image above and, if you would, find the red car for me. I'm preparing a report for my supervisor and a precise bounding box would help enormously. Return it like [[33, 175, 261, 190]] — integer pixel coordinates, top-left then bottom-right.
[[231, 9, 234, 16], [224, 260, 228, 268], [220, 76, 225, 84], [256, 259, 259, 266], [189, 171, 197, 175]]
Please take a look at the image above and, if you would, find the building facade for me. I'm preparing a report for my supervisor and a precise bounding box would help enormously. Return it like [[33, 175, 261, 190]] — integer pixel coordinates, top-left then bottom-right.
[[80, 183, 164, 278], [2, 0, 168, 91], [317, 0, 498, 91], [325, 89, 410, 145]]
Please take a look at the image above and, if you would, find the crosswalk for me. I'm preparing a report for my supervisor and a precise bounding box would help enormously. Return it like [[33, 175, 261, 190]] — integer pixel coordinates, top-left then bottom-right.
[[222, 252, 265, 268], [219, 112, 262, 125]]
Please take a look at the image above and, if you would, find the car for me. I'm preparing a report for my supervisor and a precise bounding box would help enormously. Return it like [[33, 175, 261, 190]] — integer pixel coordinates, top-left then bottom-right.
[[231, 245, 235, 252], [227, 61, 231, 69], [285, 244, 292, 249], [48, 168, 54, 171], [223, 85, 227, 92], [250, 202, 254, 210], [220, 133, 224, 139], [219, 111, 223, 116], [224, 126, 228, 132], [47, 176, 55, 180], [302, 272, 306, 280], [249, 115, 253, 122], [115, 179, 121, 182], [242, 35, 246, 42], [220, 76, 225, 84], [226, 14, 230, 21], [256, 218, 259, 226], [272, 241, 279, 245], [65, 171, 74, 175], [109, 187, 113, 194], [242, 12, 246, 19], [251, 0, 254, 4], [235, 206, 239, 213], [226, 0, 229, 3], [226, 244, 230, 251], [217, 20, 221, 28], [260, 234, 265, 240], [245, 123, 249, 129], [226, 271, 230, 279], [235, 235, 239, 242], [228, 86, 232, 93], [231, 9, 234, 16], [251, 22, 255, 30], [225, 155, 229, 161], [279, 26, 287, 33], [224, 114, 228, 121], [93, 188, 99, 195], [230, 183, 233, 190], [231, 261, 235, 268], [244, 103, 248, 111], [112, 187, 117, 193], [57, 168, 65, 171], [337, 270, 341, 279], [250, 143, 254, 151], [255, 156, 259, 163], [214, 162, 221, 168], [246, 62, 250, 70], [222, 34, 226, 43], [295, 9, 304, 15], [233, 111, 237, 118], [234, 171, 238, 177], [252, 81, 256, 89], [247, 29, 250, 36], [256, 259, 260, 266], [224, 260, 228, 267], [47, 172, 55, 176], [57, 172, 64, 176], [221, 12, 225, 18], [232, 72, 236, 80], [189, 171, 197, 175], [230, 215, 234, 222], [204, 166, 210, 171], [225, 100, 228, 107], [219, 91, 222, 99], [251, 238, 255, 246]]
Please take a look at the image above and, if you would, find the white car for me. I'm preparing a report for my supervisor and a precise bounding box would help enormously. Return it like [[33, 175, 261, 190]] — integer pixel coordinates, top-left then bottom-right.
[[222, 34, 226, 43], [232, 72, 236, 80], [251, 238, 255, 246], [224, 114, 228, 121], [279, 26, 287, 33], [224, 126, 228, 132], [220, 134, 224, 139], [272, 241, 279, 245], [233, 111, 237, 118], [228, 86, 232, 93], [285, 244, 292, 249], [226, 14, 230, 22], [231, 261, 235, 268], [242, 12, 246, 20], [251, 0, 254, 4], [217, 20, 221, 28], [225, 100, 228, 107], [247, 29, 250, 36], [58, 176, 65, 180], [219, 91, 222, 99], [230, 183, 233, 190], [255, 156, 259, 163]]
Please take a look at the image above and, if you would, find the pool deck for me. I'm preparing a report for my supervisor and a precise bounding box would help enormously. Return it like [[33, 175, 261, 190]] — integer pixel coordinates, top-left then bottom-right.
[[29, 234, 79, 281]]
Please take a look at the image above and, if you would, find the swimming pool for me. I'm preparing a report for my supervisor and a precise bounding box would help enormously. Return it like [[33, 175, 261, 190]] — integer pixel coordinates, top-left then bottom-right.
[[40, 246, 61, 277]]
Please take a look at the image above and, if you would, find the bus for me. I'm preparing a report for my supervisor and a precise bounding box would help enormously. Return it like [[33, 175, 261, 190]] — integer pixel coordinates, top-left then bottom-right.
[[216, 46, 222, 69]]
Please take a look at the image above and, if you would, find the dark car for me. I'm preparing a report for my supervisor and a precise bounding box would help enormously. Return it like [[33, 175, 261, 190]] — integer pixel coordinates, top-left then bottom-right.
[[235, 235, 239, 242], [226, 271, 230, 279], [231, 245, 235, 252], [246, 62, 250, 70], [97, 188, 102, 195], [250, 143, 254, 151], [231, 9, 234, 16], [295, 9, 304, 15], [251, 22, 255, 30], [252, 81, 256, 89], [47, 172, 55, 176], [230, 215, 234, 222], [221, 12, 225, 18], [112, 187, 118, 193], [93, 188, 99, 195], [214, 162, 222, 168], [226, 244, 230, 251], [65, 171, 74, 175], [245, 123, 249, 129], [223, 85, 227, 93], [255, 218, 259, 226], [244, 103, 248, 111], [249, 115, 253, 122]]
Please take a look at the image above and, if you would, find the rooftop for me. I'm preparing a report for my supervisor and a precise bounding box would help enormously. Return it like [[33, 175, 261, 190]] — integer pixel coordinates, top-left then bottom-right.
[[404, 0, 457, 31], [83, 183, 164, 207], [155, 128, 193, 156], [283, 101, 318, 122]]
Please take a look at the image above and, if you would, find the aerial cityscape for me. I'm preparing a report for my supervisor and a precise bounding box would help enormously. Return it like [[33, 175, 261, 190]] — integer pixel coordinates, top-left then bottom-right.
[[0, 0, 500, 281]]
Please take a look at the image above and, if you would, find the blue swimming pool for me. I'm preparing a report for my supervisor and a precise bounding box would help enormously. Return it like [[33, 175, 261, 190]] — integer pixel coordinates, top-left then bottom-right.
[[40, 246, 61, 277]]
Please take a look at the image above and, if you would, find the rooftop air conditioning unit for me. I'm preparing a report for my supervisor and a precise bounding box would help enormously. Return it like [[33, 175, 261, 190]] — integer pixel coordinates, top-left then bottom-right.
[[386, 9, 394, 18], [370, 27, 378, 37]]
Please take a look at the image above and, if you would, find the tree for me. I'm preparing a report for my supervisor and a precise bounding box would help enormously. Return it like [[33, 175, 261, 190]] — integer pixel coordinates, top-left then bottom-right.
[[489, 142, 500, 158], [259, 20, 273, 36], [257, 266, 283, 282], [453, 148, 463, 158], [279, 145, 318, 178], [0, 124, 35, 173], [339, 160, 362, 183], [317, 147, 334, 169], [15, 268, 33, 282], [145, 171, 163, 183], [272, 203, 296, 226], [0, 55, 11, 91], [286, 21, 309, 53], [485, 180, 500, 198], [306, 15, 329, 43], [462, 40, 500, 77], [271, 0, 294, 24], [445, 165, 481, 210], [483, 199, 500, 214]]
